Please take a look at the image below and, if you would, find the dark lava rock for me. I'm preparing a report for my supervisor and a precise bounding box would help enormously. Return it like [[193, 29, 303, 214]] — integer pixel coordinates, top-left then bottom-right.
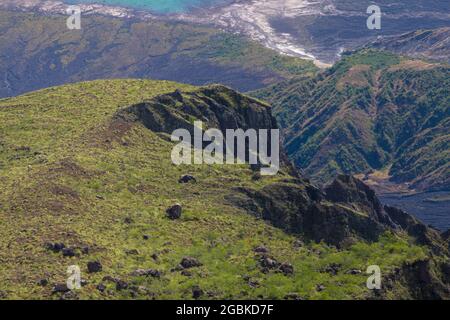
[[316, 284, 326, 292], [45, 242, 65, 253], [87, 261, 102, 273], [260, 256, 280, 269], [180, 256, 202, 269], [102, 275, 117, 283], [52, 283, 70, 294], [251, 172, 262, 181], [61, 291, 78, 300], [124, 217, 133, 224], [125, 249, 139, 255], [192, 285, 203, 299], [81, 246, 90, 254], [37, 279, 48, 287], [346, 269, 362, 275], [115, 280, 129, 291], [151, 253, 159, 261], [181, 270, 192, 277], [62, 248, 76, 257], [229, 177, 391, 247], [293, 239, 304, 249], [166, 203, 182, 220], [284, 293, 303, 300], [179, 175, 196, 184], [132, 269, 161, 278], [253, 245, 269, 254], [96, 283, 106, 292], [280, 263, 294, 275], [323, 263, 342, 276], [143, 235, 150, 240], [130, 285, 150, 295]]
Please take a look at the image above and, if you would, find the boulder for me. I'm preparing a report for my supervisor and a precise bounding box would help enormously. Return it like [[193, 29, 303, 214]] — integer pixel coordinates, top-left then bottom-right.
[[62, 248, 76, 257], [192, 285, 203, 299], [45, 242, 65, 253], [346, 269, 362, 275], [323, 263, 342, 275], [166, 204, 182, 220], [179, 175, 196, 184], [87, 261, 102, 273], [316, 284, 326, 292], [131, 269, 161, 278], [180, 256, 202, 269], [115, 280, 128, 291], [253, 245, 269, 254], [260, 256, 280, 269], [280, 263, 294, 275], [96, 283, 106, 292], [52, 283, 70, 294], [37, 279, 48, 287], [284, 293, 303, 300]]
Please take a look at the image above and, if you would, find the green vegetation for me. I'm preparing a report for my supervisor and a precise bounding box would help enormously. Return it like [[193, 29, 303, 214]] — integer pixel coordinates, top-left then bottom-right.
[[253, 50, 450, 192], [0, 10, 317, 98], [0, 79, 441, 299]]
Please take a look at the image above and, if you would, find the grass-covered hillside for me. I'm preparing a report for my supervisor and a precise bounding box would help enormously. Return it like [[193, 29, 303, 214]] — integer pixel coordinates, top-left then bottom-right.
[[0, 9, 317, 98], [253, 50, 449, 192], [0, 79, 449, 300]]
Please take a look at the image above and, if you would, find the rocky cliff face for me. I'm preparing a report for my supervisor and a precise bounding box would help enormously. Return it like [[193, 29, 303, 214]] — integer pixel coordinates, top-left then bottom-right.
[[115, 85, 298, 176], [116, 85, 448, 251], [118, 86, 278, 137], [227, 174, 450, 299], [228, 174, 448, 249]]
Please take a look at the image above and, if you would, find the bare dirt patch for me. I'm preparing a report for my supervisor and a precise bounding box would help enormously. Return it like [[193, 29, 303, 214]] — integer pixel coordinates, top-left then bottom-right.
[[48, 158, 102, 178], [49, 184, 80, 201], [337, 65, 371, 90], [87, 118, 134, 148], [388, 60, 438, 72]]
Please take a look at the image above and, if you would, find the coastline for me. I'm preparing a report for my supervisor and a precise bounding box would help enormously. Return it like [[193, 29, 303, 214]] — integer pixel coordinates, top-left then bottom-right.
[[0, 0, 330, 67]]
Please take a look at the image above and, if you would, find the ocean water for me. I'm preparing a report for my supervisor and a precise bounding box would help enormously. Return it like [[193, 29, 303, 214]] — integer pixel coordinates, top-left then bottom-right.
[[64, 0, 232, 14]]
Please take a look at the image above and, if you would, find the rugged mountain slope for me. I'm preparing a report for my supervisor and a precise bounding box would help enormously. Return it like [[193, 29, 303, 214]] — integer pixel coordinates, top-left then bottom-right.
[[363, 27, 450, 64], [254, 50, 449, 192], [266, 0, 450, 63], [0, 9, 317, 98], [0, 79, 449, 300]]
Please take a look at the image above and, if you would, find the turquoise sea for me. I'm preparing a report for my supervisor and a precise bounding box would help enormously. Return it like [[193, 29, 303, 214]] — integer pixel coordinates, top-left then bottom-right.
[[64, 0, 232, 14]]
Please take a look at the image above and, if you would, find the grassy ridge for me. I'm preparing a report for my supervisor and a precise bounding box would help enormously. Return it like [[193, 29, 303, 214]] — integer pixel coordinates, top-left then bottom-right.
[[0, 79, 433, 299]]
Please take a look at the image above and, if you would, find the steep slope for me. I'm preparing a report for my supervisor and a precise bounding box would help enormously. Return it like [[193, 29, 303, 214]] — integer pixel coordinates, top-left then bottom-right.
[[363, 27, 450, 64], [0, 9, 317, 98], [0, 79, 449, 300], [266, 0, 450, 63], [253, 50, 450, 192]]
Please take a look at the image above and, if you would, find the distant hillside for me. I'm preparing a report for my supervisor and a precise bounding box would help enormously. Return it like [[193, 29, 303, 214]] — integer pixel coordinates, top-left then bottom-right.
[[1, 79, 449, 299], [267, 0, 450, 63], [363, 28, 450, 64], [253, 50, 449, 192], [0, 10, 317, 98]]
